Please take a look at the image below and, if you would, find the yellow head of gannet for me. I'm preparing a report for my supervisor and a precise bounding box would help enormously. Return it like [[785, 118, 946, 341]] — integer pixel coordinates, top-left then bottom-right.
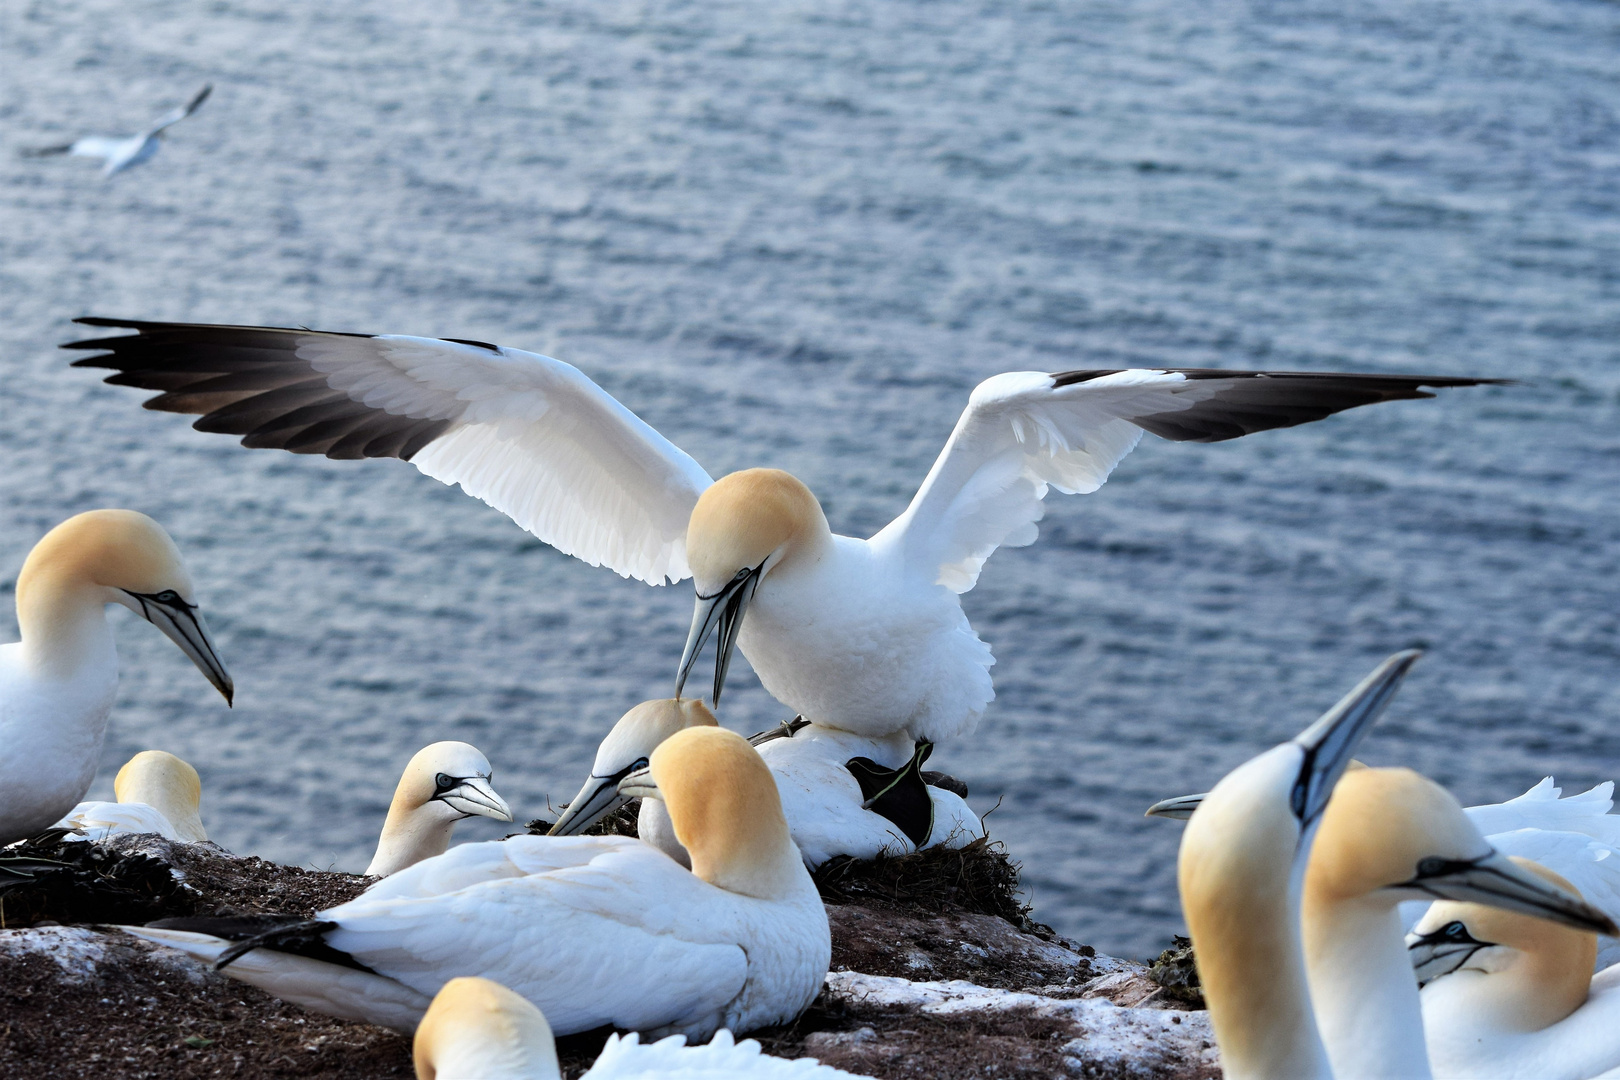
[[548, 698, 717, 837], [618, 725, 804, 899], [1179, 650, 1422, 1080], [1299, 767, 1614, 1080], [113, 750, 207, 842], [366, 742, 513, 877], [414, 976, 559, 1080], [1409, 859, 1596, 1033], [15, 509, 233, 700], [1306, 768, 1615, 933], [676, 469, 830, 706]]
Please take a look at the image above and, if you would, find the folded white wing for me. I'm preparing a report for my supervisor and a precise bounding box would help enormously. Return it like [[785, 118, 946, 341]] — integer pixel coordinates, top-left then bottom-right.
[[328, 837, 749, 1035], [587, 1028, 873, 1078], [875, 367, 1495, 592], [67, 322, 716, 584], [53, 800, 182, 842], [1465, 779, 1620, 845]]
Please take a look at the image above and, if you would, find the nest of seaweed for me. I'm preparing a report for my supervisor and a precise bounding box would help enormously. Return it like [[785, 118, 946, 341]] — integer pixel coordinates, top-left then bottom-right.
[[1148, 935, 1203, 1007], [0, 830, 196, 927], [811, 836, 1053, 937]]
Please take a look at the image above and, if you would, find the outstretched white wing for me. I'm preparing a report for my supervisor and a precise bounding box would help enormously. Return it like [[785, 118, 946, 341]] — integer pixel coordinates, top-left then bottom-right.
[[67, 320, 716, 584], [145, 84, 212, 135], [875, 367, 1499, 593]]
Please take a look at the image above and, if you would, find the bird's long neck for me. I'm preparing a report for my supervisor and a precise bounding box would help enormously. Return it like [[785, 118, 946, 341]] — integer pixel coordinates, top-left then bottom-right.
[[1303, 892, 1433, 1080], [366, 792, 454, 877], [15, 568, 115, 681], [1190, 871, 1330, 1080]]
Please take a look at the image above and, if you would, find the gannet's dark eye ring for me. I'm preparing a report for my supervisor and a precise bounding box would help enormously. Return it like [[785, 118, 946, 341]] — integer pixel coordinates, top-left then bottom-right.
[[1442, 921, 1470, 941], [434, 772, 455, 793], [153, 590, 181, 604]]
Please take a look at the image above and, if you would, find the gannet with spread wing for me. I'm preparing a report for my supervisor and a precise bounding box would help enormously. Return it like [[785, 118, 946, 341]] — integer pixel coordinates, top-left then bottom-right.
[[66, 319, 1502, 742], [23, 86, 211, 177]]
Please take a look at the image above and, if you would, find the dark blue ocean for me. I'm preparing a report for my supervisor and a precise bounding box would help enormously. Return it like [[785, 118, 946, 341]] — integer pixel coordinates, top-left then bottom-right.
[[2, 0, 1617, 958]]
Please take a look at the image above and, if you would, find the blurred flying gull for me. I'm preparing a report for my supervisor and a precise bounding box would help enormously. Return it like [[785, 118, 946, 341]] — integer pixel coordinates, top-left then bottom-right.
[[22, 85, 212, 176]]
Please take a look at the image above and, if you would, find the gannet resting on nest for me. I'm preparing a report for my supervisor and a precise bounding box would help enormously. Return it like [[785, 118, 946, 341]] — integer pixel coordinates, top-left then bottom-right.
[[54, 749, 208, 843], [546, 699, 981, 868], [1299, 767, 1615, 1080], [22, 85, 211, 176], [414, 976, 872, 1079], [1410, 862, 1620, 1080], [0, 510, 233, 845], [126, 727, 830, 1038], [366, 742, 513, 876], [1178, 650, 1422, 1080], [1151, 774, 1620, 967], [65, 319, 1504, 746]]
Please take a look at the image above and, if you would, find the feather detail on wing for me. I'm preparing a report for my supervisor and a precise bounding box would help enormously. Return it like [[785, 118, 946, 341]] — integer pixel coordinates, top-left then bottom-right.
[[876, 367, 1504, 593], [586, 1028, 872, 1078], [65, 320, 715, 584]]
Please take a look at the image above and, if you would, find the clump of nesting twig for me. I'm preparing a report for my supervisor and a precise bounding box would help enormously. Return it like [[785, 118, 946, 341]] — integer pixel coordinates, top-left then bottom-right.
[[524, 799, 641, 839], [1148, 935, 1203, 1007], [811, 835, 1053, 936], [0, 829, 198, 928]]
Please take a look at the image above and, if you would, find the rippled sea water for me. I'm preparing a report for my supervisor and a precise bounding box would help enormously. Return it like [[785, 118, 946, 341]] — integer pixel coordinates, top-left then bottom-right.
[[2, 0, 1618, 958]]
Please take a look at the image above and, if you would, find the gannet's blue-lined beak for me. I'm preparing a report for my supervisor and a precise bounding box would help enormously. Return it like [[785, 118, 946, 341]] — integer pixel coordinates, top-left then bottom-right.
[[548, 757, 649, 836], [1288, 649, 1421, 832], [675, 564, 762, 706], [121, 588, 234, 705]]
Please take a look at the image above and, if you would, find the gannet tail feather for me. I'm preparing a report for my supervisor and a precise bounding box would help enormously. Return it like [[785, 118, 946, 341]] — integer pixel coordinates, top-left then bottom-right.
[[876, 368, 1506, 592], [63, 319, 715, 585], [147, 914, 371, 972], [122, 925, 431, 1031]]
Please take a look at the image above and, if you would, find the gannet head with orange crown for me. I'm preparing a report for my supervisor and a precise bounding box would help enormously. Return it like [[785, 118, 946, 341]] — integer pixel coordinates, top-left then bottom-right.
[[617, 726, 811, 901], [16, 509, 233, 701], [675, 469, 830, 707], [1408, 858, 1598, 1034], [413, 976, 560, 1080]]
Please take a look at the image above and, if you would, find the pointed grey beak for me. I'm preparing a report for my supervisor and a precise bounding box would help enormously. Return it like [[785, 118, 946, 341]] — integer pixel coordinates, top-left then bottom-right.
[[675, 566, 761, 705], [122, 590, 234, 705], [1289, 649, 1422, 829], [435, 776, 513, 822], [1406, 919, 1493, 988], [1145, 793, 1207, 820], [1393, 850, 1619, 936], [617, 764, 660, 802], [548, 768, 637, 836]]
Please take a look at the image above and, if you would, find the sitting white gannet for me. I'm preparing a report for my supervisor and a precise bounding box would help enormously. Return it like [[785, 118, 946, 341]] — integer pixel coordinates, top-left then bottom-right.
[[414, 976, 871, 1079], [0, 510, 233, 844], [127, 727, 830, 1038], [67, 319, 1502, 746], [1410, 860, 1620, 1080], [54, 749, 208, 842], [366, 741, 514, 876], [1152, 774, 1620, 967], [1179, 650, 1422, 1080], [22, 85, 211, 176], [546, 699, 981, 868], [1300, 767, 1615, 1080]]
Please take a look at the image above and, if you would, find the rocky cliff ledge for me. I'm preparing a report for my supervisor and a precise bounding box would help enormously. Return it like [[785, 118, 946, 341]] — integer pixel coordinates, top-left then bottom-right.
[[0, 833, 1217, 1079]]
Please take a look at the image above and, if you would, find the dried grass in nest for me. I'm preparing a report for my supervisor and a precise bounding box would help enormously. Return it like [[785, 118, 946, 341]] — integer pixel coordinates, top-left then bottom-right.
[[524, 799, 642, 839], [811, 835, 1053, 936]]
